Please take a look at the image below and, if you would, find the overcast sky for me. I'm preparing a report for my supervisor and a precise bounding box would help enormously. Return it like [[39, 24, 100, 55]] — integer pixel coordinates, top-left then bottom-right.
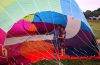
[[75, 0, 100, 12]]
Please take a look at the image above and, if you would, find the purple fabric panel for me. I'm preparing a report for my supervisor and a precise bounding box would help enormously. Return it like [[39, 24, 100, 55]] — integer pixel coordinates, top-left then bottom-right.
[[64, 29, 97, 49], [33, 22, 58, 34]]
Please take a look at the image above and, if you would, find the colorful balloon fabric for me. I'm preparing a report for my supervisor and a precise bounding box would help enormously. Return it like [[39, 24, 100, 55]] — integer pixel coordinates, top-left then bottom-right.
[[0, 0, 99, 64]]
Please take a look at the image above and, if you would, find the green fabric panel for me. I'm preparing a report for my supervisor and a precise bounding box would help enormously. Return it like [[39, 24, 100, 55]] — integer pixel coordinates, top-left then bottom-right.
[[0, 0, 16, 12], [0, 0, 62, 32]]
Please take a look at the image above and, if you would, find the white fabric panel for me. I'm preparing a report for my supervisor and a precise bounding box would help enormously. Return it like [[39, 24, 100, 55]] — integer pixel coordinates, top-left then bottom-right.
[[65, 16, 81, 39], [5, 35, 53, 45]]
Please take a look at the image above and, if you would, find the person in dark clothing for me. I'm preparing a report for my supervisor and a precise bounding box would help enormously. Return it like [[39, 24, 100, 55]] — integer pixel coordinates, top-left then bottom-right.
[[46, 24, 62, 55], [58, 26, 66, 56]]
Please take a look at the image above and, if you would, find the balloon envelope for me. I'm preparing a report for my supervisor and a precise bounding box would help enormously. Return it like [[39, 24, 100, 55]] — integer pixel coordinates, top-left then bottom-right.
[[0, 0, 99, 64]]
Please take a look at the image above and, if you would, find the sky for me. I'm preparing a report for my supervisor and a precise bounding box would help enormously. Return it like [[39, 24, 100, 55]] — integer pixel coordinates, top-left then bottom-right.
[[75, 0, 100, 12]]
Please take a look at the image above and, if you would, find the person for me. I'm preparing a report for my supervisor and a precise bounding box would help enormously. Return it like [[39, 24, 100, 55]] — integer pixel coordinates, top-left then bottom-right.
[[46, 24, 62, 55], [2, 46, 11, 65], [58, 26, 66, 56], [2, 46, 7, 57]]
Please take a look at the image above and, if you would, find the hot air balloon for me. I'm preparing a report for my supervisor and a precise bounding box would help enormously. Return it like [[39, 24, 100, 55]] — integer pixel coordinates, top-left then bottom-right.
[[0, 0, 99, 65]]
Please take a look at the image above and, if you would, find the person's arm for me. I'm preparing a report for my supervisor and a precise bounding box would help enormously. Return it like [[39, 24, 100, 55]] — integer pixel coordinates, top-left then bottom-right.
[[46, 29, 55, 35]]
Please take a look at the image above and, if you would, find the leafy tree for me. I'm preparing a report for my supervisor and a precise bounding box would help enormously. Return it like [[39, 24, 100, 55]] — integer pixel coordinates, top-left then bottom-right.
[[84, 8, 100, 19]]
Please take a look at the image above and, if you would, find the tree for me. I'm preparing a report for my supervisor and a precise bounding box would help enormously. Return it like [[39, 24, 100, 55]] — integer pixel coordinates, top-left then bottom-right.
[[84, 8, 100, 19], [84, 10, 92, 19]]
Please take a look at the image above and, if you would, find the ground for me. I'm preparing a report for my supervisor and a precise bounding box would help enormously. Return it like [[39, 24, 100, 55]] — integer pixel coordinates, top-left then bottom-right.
[[32, 59, 100, 65], [89, 20, 100, 40], [89, 20, 100, 43]]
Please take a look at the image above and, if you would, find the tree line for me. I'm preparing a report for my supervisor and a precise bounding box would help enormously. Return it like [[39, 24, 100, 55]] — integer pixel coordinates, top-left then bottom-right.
[[84, 8, 100, 19]]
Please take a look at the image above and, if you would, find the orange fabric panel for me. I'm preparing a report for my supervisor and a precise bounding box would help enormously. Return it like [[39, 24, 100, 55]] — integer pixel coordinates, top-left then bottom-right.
[[28, 24, 37, 34], [20, 41, 54, 54]]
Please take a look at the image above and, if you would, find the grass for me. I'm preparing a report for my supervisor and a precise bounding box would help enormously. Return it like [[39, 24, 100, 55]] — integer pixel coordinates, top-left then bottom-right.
[[32, 59, 100, 65], [89, 20, 100, 39]]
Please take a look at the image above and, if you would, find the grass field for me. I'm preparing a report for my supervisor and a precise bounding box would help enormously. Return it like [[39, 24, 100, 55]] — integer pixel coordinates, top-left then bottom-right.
[[32, 59, 100, 65], [89, 20, 100, 39], [31, 20, 100, 65]]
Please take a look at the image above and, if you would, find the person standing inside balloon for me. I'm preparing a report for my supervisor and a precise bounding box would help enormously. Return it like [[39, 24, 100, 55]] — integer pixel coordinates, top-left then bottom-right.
[[58, 26, 66, 56], [46, 24, 62, 55]]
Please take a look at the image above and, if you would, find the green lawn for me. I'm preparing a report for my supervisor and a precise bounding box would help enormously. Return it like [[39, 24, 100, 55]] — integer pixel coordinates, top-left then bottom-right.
[[32, 59, 100, 65], [89, 20, 100, 39]]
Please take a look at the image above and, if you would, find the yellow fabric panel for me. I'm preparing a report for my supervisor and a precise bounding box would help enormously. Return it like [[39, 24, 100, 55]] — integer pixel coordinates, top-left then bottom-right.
[[23, 14, 34, 22]]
